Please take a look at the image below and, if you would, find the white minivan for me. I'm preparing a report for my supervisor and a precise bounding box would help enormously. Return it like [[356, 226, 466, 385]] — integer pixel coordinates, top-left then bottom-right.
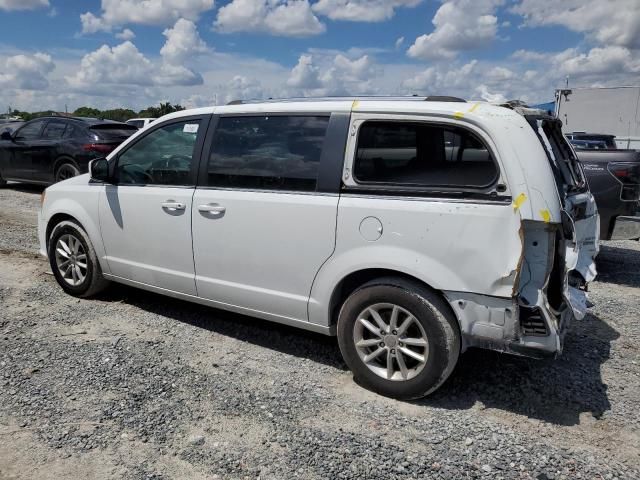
[[38, 97, 599, 399]]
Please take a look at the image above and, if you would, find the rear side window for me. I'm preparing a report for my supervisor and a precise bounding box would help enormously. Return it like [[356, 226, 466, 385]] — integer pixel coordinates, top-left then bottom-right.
[[63, 125, 77, 138], [354, 121, 498, 189], [207, 115, 330, 192], [42, 121, 67, 139]]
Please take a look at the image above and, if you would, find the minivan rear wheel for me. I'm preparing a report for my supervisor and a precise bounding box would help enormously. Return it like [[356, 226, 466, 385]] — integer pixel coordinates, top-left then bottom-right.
[[337, 277, 460, 399], [48, 220, 109, 297]]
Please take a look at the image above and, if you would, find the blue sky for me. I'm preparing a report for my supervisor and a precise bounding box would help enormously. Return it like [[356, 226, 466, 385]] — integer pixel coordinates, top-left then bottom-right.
[[0, 1, 638, 112]]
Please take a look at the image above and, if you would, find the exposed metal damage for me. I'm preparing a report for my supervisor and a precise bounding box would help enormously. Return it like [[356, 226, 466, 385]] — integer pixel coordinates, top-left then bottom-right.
[[445, 192, 599, 359], [440, 108, 601, 359]]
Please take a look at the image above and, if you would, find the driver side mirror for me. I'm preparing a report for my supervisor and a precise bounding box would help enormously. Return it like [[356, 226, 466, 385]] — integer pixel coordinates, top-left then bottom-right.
[[89, 157, 113, 183], [1, 131, 13, 141]]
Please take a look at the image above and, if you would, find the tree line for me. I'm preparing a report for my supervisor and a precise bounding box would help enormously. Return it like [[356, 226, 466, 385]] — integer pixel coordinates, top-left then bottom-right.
[[7, 102, 185, 123]]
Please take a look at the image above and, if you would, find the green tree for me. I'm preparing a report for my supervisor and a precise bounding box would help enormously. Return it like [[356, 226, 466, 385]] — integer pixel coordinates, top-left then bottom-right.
[[101, 108, 137, 122], [138, 102, 185, 118], [10, 109, 33, 121], [73, 106, 102, 118], [31, 110, 58, 118]]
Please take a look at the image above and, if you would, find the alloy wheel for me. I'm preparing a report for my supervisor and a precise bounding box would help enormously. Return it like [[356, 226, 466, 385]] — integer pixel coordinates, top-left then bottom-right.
[[54, 234, 88, 286], [56, 165, 78, 182], [353, 303, 429, 381]]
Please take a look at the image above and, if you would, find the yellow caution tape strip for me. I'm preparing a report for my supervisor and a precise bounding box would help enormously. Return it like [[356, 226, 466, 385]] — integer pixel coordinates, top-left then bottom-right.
[[540, 209, 551, 223], [512, 193, 527, 211]]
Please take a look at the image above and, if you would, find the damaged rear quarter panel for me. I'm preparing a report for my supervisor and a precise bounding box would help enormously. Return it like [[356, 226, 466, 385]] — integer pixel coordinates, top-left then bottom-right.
[[444, 115, 600, 357], [310, 108, 599, 361]]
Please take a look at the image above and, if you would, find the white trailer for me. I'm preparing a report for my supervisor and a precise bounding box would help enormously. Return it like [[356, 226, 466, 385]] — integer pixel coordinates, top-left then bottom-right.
[[555, 86, 640, 149]]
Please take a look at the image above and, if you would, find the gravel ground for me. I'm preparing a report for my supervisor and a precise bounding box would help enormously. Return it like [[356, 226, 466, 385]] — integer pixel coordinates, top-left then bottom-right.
[[0, 183, 639, 480]]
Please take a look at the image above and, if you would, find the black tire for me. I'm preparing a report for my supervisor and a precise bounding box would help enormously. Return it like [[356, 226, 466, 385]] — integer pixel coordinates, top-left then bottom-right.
[[48, 220, 109, 298], [55, 162, 80, 183], [0, 170, 6, 186], [337, 277, 460, 399]]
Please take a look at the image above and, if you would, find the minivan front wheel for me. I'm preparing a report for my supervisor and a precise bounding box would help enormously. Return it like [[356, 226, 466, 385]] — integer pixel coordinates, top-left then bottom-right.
[[337, 278, 460, 399], [48, 220, 109, 297]]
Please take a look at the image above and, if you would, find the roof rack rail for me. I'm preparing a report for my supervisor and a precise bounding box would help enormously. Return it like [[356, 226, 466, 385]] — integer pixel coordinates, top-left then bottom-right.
[[225, 95, 467, 106], [424, 96, 466, 103]]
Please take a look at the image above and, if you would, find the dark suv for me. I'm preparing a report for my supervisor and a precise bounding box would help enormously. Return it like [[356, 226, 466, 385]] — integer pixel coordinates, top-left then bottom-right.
[[0, 116, 137, 186]]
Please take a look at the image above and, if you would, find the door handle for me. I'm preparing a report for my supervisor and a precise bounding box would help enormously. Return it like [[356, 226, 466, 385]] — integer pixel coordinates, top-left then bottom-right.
[[198, 203, 226, 214], [161, 201, 186, 211]]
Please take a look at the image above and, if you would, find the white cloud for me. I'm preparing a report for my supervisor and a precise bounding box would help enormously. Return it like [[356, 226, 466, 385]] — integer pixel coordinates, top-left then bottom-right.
[[486, 66, 515, 82], [512, 0, 640, 49], [395, 37, 405, 49], [218, 75, 266, 104], [67, 21, 209, 92], [331, 54, 378, 82], [80, 0, 215, 33], [287, 54, 322, 89], [156, 63, 203, 87], [215, 0, 325, 37], [511, 49, 549, 62], [160, 19, 209, 64], [0, 53, 55, 90], [115, 29, 136, 40], [0, 0, 48, 11], [408, 0, 504, 60], [513, 45, 640, 83], [79, 13, 105, 34], [287, 52, 381, 95], [402, 60, 478, 93], [476, 85, 507, 103], [312, 0, 422, 23], [66, 42, 157, 89], [400, 59, 546, 103], [559, 46, 640, 76], [181, 76, 269, 108]]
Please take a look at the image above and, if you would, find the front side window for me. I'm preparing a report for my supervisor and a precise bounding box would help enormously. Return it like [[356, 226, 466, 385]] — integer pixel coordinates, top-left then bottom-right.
[[15, 120, 46, 141], [207, 115, 330, 191], [42, 121, 68, 140], [116, 119, 201, 186], [354, 121, 498, 189]]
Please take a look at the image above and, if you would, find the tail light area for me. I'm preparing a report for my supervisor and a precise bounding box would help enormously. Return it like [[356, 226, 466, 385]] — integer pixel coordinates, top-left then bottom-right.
[[519, 307, 548, 336], [515, 221, 558, 338], [607, 162, 640, 201], [82, 143, 116, 155]]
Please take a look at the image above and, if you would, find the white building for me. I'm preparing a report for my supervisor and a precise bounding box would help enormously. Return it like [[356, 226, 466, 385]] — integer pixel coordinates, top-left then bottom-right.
[[555, 86, 640, 149]]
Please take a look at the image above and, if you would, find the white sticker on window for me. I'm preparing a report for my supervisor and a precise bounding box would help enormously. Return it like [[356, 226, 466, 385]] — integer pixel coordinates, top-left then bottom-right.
[[183, 124, 199, 134]]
